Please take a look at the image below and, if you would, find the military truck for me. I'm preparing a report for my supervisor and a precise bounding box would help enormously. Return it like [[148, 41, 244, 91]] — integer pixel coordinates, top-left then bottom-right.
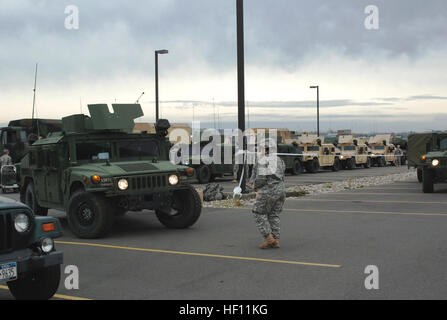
[[0, 119, 62, 163], [367, 134, 398, 167], [290, 134, 341, 173], [337, 135, 371, 169], [277, 141, 304, 175], [0, 196, 63, 300], [407, 133, 434, 182], [18, 104, 201, 239], [411, 133, 447, 193], [180, 141, 235, 184]]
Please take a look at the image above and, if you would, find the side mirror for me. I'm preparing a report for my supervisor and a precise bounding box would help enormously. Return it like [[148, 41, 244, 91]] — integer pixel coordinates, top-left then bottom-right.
[[353, 139, 358, 146], [317, 139, 322, 146]]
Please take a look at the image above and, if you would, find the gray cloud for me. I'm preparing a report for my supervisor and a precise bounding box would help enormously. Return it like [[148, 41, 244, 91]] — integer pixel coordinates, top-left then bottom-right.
[[1, 0, 446, 85]]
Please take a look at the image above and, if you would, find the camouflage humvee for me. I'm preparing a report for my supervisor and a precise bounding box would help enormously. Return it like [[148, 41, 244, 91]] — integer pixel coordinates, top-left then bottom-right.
[[0, 197, 63, 300], [407, 133, 436, 182], [337, 135, 371, 170], [277, 141, 304, 175], [412, 133, 447, 193], [289, 134, 341, 173], [367, 134, 398, 167], [18, 104, 201, 239]]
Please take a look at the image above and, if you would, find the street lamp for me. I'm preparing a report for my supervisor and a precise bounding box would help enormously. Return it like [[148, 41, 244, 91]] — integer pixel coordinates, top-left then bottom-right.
[[155, 49, 169, 121], [310, 85, 320, 136]]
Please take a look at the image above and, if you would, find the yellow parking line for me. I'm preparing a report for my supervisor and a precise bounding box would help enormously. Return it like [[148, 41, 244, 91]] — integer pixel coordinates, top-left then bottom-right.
[[55, 241, 341, 269], [288, 198, 447, 205], [0, 285, 91, 300]]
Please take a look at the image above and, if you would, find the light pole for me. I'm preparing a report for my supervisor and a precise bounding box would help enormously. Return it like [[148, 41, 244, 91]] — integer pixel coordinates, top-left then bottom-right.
[[155, 49, 169, 121], [310, 85, 320, 136]]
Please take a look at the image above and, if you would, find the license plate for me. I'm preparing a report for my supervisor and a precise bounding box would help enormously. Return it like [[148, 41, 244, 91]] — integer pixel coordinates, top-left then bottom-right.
[[0, 262, 17, 282]]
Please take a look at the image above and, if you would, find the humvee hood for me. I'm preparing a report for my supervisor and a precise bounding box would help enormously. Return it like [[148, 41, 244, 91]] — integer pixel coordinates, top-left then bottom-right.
[[74, 160, 187, 176]]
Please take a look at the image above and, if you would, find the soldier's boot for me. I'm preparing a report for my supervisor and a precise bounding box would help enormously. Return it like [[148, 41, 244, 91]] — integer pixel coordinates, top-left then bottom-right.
[[271, 238, 280, 249], [259, 234, 276, 249]]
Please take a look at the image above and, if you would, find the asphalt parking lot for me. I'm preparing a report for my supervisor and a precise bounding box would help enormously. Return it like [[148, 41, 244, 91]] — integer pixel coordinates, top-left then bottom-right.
[[1, 167, 447, 300]]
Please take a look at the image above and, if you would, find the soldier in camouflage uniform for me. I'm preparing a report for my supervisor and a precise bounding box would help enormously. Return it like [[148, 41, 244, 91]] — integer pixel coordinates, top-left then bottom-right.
[[249, 145, 286, 249]]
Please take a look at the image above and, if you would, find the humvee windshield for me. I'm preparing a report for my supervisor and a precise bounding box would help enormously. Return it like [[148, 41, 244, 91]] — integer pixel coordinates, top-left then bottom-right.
[[439, 137, 447, 151], [118, 141, 160, 158], [307, 146, 320, 151], [76, 142, 112, 161], [344, 146, 356, 151], [373, 146, 385, 150]]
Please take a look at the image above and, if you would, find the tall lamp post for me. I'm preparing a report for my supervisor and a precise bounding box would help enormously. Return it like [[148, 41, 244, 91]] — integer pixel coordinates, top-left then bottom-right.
[[236, 0, 247, 194], [310, 85, 320, 136], [155, 49, 169, 121]]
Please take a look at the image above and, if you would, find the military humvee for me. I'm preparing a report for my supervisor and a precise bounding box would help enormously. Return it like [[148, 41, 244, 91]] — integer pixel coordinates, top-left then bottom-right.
[[367, 134, 398, 167], [291, 134, 341, 173], [407, 133, 434, 182], [18, 104, 201, 239], [0, 196, 63, 300], [277, 142, 304, 175], [337, 135, 371, 169], [414, 133, 447, 193]]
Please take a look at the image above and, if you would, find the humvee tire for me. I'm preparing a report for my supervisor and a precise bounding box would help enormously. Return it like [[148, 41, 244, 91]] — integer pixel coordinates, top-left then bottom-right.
[[306, 158, 319, 173], [422, 170, 434, 193], [67, 191, 115, 239], [291, 159, 302, 175], [8, 265, 60, 300], [363, 158, 371, 169], [332, 158, 340, 172], [417, 168, 423, 183], [378, 157, 385, 167], [156, 186, 202, 229], [346, 158, 355, 170], [197, 165, 211, 184], [24, 182, 48, 216]]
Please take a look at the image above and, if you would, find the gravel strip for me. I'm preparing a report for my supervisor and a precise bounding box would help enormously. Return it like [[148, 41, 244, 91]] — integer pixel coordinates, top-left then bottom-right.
[[204, 169, 417, 208]]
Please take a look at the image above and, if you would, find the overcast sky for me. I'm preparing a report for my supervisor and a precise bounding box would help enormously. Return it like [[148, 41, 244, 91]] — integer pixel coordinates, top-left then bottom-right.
[[1, 0, 446, 133]]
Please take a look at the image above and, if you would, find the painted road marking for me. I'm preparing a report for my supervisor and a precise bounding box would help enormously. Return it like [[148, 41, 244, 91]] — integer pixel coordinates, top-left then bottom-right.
[[55, 241, 341, 269], [0, 285, 91, 300]]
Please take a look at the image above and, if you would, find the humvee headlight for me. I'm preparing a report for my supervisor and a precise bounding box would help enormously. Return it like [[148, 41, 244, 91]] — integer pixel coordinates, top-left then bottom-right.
[[41, 238, 54, 253], [340, 156, 344, 160], [432, 159, 440, 167], [14, 213, 30, 233], [169, 175, 179, 186], [118, 179, 129, 190]]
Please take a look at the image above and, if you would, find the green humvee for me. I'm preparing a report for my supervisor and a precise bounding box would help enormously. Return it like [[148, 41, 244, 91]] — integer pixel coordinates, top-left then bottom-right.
[[407, 133, 436, 183], [277, 142, 304, 175], [413, 133, 447, 193], [0, 197, 63, 300], [18, 104, 201, 239]]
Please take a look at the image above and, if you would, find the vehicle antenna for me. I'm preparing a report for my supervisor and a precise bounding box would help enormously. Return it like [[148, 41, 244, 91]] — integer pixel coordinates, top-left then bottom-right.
[[32, 63, 38, 119], [135, 91, 145, 104]]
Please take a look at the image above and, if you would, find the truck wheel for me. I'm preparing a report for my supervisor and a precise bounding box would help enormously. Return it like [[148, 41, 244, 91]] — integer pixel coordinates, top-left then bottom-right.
[[67, 191, 115, 239], [378, 157, 385, 167], [422, 170, 434, 193], [332, 158, 340, 172], [197, 165, 211, 184], [8, 265, 60, 300], [363, 158, 371, 169], [346, 158, 355, 170], [417, 168, 423, 183], [25, 182, 48, 216], [156, 186, 202, 229], [291, 159, 302, 175]]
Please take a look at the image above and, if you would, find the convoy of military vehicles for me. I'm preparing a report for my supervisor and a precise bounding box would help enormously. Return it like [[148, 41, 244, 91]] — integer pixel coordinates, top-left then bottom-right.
[[0, 101, 443, 300]]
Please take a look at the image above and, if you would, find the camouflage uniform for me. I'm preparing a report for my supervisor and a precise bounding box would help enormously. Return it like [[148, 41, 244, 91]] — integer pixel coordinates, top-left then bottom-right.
[[249, 154, 286, 239], [0, 153, 12, 168]]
